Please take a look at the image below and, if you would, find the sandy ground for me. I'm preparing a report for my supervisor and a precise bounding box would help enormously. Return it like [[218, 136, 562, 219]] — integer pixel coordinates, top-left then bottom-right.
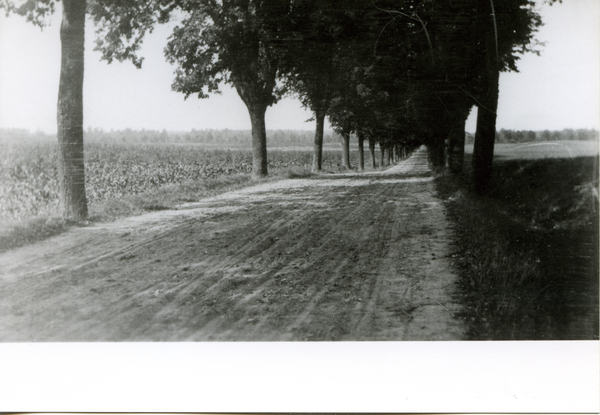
[[0, 146, 465, 341]]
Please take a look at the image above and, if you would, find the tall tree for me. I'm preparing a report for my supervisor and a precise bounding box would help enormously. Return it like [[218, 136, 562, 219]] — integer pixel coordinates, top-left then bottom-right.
[[2, 0, 168, 220], [281, 0, 364, 172], [2, 0, 88, 220], [160, 0, 292, 179], [57, 0, 88, 220], [469, 0, 542, 193]]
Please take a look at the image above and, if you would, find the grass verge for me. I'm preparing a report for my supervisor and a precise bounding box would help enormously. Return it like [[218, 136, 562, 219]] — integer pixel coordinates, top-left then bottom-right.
[[436, 155, 599, 340]]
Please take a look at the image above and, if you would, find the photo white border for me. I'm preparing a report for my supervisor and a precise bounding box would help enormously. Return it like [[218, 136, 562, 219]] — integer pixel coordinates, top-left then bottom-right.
[[0, 341, 598, 412]]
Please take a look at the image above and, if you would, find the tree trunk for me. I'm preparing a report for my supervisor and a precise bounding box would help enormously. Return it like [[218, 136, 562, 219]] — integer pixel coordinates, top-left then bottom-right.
[[429, 135, 446, 167], [472, 14, 500, 194], [389, 144, 394, 164], [312, 110, 325, 173], [357, 133, 365, 171], [368, 137, 377, 169], [380, 142, 385, 167], [448, 117, 466, 174], [341, 131, 351, 169], [437, 138, 446, 166], [57, 0, 88, 221], [247, 103, 269, 179]]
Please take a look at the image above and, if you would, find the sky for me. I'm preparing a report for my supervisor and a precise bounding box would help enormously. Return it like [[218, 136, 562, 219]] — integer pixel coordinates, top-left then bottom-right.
[[0, 0, 598, 134]]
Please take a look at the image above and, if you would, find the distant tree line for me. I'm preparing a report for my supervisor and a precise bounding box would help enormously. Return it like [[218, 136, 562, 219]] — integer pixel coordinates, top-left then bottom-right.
[[0, 128, 341, 146], [496, 129, 599, 143], [464, 128, 599, 144], [3, 127, 598, 146], [83, 128, 343, 146]]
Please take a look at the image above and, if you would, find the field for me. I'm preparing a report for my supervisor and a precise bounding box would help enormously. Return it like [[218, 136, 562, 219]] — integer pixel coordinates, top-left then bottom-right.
[[437, 140, 599, 339], [465, 140, 598, 159], [0, 140, 372, 250]]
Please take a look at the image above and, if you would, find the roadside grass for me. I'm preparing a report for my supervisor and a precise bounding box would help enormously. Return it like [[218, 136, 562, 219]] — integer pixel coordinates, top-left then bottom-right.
[[436, 154, 599, 340], [0, 143, 372, 252]]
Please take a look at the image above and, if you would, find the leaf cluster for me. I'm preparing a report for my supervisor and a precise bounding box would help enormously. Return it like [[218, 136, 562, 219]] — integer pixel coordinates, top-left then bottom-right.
[[0, 0, 55, 27], [90, 0, 176, 68], [161, 0, 296, 106]]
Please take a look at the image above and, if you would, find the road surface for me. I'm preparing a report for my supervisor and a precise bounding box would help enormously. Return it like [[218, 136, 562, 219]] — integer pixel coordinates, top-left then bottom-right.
[[0, 146, 464, 341]]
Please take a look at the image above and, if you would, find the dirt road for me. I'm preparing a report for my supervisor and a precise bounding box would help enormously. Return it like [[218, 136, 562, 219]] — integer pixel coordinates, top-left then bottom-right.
[[0, 147, 464, 341]]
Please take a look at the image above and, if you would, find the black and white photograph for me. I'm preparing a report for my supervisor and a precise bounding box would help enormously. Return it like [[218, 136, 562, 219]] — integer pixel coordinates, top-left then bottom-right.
[[0, 0, 598, 412]]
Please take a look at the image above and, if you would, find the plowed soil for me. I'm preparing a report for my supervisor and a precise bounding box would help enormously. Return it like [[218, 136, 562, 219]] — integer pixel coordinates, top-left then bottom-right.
[[0, 147, 464, 341]]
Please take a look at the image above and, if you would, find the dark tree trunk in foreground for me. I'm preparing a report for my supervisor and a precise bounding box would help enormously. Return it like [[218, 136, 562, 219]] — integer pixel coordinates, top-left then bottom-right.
[[380, 142, 386, 167], [428, 134, 446, 167], [472, 69, 499, 192], [436, 139, 446, 166], [312, 110, 326, 172], [389, 144, 394, 164], [368, 137, 377, 169], [448, 117, 466, 174], [341, 131, 351, 169], [357, 133, 365, 171], [246, 103, 269, 178], [472, 15, 500, 193], [58, 0, 88, 221]]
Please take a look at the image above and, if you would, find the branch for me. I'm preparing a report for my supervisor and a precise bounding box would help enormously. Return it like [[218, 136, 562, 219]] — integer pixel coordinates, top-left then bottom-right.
[[489, 0, 499, 63], [454, 84, 497, 115], [371, 2, 434, 64]]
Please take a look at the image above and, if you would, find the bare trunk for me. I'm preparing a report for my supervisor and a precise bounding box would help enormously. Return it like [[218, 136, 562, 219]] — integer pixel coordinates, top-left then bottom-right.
[[248, 104, 268, 179], [428, 135, 446, 167], [380, 142, 385, 167], [368, 137, 376, 169], [357, 133, 365, 171], [57, 0, 88, 221], [389, 144, 394, 164], [448, 117, 466, 174], [472, 9, 500, 194], [437, 138, 446, 166], [341, 132, 351, 169], [312, 110, 325, 173], [472, 71, 499, 192], [386, 143, 392, 166], [233, 70, 275, 180]]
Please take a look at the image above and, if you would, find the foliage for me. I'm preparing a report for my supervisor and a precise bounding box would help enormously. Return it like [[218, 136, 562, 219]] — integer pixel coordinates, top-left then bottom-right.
[[89, 0, 175, 68], [162, 1, 291, 103], [281, 0, 365, 113], [0, 0, 55, 27]]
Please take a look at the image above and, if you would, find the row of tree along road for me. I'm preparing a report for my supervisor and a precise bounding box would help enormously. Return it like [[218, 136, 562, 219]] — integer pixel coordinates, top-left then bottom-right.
[[2, 0, 556, 221]]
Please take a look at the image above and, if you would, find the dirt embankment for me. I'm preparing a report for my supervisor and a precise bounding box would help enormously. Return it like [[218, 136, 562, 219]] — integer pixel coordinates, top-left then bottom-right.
[[0, 147, 464, 341]]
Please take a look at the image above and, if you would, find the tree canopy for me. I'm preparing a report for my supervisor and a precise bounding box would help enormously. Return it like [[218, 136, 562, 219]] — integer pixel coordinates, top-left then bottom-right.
[[3, 0, 547, 190]]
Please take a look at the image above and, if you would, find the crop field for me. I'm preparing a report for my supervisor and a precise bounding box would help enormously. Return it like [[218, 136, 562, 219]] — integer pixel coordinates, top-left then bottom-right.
[[0, 141, 366, 225], [465, 140, 598, 160], [1, 140, 595, 226]]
